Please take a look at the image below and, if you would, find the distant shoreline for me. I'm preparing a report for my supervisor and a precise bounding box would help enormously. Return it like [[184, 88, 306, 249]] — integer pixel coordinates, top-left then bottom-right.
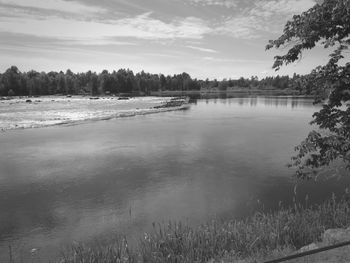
[[151, 89, 305, 97]]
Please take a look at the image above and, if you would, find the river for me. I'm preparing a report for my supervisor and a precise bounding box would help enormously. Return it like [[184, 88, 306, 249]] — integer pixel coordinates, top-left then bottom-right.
[[0, 96, 349, 262]]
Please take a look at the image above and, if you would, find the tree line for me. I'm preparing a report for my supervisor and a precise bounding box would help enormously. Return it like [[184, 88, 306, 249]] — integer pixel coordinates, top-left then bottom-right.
[[0, 66, 305, 97]]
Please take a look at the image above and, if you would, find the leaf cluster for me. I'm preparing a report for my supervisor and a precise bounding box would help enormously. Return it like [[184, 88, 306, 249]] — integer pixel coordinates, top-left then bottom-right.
[[268, 0, 350, 178], [266, 0, 350, 70]]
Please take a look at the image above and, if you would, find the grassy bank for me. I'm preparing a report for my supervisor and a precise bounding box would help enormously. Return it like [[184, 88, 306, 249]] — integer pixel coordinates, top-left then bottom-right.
[[59, 196, 350, 263]]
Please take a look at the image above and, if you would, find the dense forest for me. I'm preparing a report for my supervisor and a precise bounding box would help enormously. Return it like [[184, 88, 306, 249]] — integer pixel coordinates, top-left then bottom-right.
[[0, 66, 305, 97]]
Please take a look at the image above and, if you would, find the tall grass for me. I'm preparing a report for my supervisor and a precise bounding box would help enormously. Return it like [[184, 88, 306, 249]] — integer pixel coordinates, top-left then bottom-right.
[[60, 195, 350, 263]]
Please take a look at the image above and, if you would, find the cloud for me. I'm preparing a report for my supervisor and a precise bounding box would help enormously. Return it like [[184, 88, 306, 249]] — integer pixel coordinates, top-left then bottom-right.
[[0, 0, 322, 78], [69, 38, 137, 46], [0, 0, 105, 15], [186, 45, 218, 53], [0, 1, 108, 23], [0, 12, 211, 40], [214, 15, 266, 39], [0, 0, 317, 42], [202, 56, 266, 63], [0, 32, 137, 62], [253, 0, 315, 15], [213, 0, 316, 39], [188, 0, 238, 8], [122, 13, 211, 39], [0, 4, 81, 21]]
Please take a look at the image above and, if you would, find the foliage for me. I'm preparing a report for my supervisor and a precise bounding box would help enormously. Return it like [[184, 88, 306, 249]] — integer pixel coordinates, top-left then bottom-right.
[[266, 0, 350, 179], [58, 197, 350, 263], [0, 66, 302, 97], [7, 89, 15, 96]]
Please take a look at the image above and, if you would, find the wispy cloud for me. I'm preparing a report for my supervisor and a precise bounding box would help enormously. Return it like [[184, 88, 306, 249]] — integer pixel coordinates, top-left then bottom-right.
[[0, 0, 324, 78], [202, 56, 266, 63], [0, 0, 105, 15], [213, 0, 316, 39], [188, 0, 238, 8], [0, 12, 211, 40], [186, 45, 218, 53], [0, 0, 317, 41], [253, 0, 315, 16], [214, 16, 264, 39], [0, 32, 137, 59]]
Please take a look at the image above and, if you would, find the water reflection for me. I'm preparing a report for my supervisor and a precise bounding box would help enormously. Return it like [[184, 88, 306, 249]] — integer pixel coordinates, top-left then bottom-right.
[[0, 96, 348, 262], [198, 96, 314, 109]]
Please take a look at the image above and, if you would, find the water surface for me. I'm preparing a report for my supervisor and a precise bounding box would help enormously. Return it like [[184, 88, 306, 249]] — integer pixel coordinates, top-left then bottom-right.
[[0, 96, 349, 261]]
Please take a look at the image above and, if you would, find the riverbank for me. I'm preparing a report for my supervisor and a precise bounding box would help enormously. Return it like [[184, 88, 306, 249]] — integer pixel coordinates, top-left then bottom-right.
[[56, 196, 350, 263], [0, 96, 188, 131]]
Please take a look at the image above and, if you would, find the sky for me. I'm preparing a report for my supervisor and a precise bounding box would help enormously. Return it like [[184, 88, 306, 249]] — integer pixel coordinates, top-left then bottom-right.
[[0, 0, 329, 79]]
